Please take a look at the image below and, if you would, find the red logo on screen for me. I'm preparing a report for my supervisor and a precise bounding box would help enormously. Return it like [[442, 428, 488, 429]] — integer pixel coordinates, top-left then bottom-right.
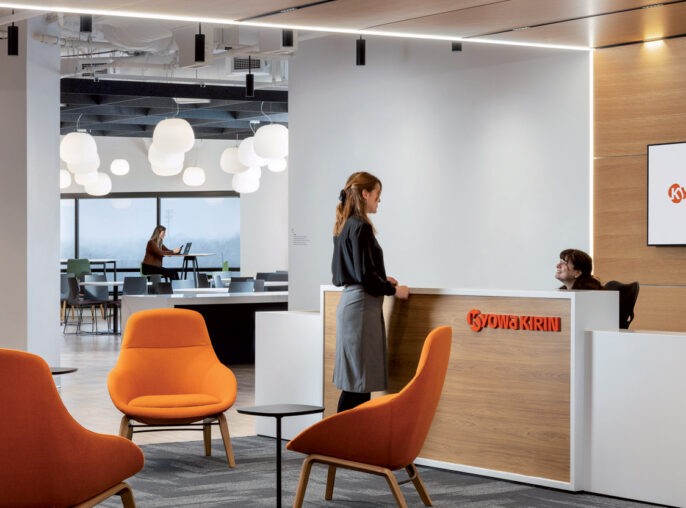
[[669, 183, 686, 203]]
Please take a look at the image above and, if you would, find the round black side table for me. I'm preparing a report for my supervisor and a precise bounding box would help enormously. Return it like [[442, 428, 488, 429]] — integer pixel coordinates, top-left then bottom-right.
[[237, 404, 324, 508]]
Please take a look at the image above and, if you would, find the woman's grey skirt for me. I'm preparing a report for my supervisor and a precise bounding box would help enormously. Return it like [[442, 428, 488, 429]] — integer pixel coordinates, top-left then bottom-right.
[[333, 284, 387, 393]]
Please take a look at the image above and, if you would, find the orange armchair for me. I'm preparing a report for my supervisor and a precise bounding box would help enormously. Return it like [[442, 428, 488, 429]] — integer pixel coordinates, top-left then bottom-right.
[[108, 308, 237, 467], [287, 326, 452, 508], [0, 349, 143, 508]]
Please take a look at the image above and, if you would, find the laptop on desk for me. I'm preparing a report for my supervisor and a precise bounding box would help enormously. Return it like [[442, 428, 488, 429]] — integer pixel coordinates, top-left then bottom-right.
[[183, 242, 192, 255]]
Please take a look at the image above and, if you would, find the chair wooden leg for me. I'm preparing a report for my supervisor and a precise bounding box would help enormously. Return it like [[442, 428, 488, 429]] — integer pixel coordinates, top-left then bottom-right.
[[217, 413, 235, 467], [293, 455, 315, 508], [119, 415, 132, 440], [203, 418, 212, 456], [73, 482, 136, 508], [383, 469, 408, 508], [406, 463, 432, 506], [325, 465, 336, 500], [118, 483, 136, 508], [60, 300, 66, 322]]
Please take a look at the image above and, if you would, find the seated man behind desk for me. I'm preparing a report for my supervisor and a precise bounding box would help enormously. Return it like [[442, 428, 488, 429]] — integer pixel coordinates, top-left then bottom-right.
[[555, 248, 603, 290], [141, 225, 181, 281]]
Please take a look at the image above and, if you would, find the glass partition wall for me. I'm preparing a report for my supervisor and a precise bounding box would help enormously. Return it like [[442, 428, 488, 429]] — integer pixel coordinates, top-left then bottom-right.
[[60, 192, 240, 274]]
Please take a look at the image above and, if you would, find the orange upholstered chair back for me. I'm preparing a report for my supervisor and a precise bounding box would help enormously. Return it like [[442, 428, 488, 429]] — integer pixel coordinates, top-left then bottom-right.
[[0, 349, 144, 507], [287, 326, 452, 470], [113, 308, 221, 398], [385, 325, 452, 467]]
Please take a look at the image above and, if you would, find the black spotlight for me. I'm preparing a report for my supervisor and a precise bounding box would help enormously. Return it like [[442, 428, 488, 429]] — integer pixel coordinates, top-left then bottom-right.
[[451, 41, 462, 52], [195, 24, 205, 63], [79, 15, 93, 33], [7, 23, 18, 56], [245, 56, 255, 97], [282, 29, 294, 48], [356, 36, 365, 66]]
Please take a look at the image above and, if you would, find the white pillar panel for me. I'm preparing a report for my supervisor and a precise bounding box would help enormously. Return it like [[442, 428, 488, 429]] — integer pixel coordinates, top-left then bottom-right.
[[0, 17, 60, 362]]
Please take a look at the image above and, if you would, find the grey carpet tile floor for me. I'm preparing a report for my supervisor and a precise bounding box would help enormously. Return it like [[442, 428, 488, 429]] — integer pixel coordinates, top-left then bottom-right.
[[101, 436, 664, 508]]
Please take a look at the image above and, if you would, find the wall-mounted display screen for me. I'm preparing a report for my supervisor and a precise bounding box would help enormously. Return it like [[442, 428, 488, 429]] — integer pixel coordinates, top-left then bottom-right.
[[648, 141, 686, 245]]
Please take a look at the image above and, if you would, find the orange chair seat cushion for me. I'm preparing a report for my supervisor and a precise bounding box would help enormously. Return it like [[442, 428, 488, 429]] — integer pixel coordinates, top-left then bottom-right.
[[129, 393, 220, 408]]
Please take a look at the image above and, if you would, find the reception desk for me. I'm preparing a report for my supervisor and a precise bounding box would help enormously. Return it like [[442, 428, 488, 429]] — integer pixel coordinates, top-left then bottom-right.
[[321, 286, 617, 491]]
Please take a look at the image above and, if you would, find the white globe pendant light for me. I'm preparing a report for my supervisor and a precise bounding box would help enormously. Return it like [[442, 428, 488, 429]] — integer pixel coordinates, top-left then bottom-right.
[[110, 159, 130, 176], [237, 137, 267, 168], [220, 146, 247, 174], [67, 154, 100, 174], [84, 173, 112, 196], [232, 166, 261, 193], [148, 144, 184, 176], [152, 118, 195, 153], [182, 166, 206, 186], [254, 124, 288, 159], [60, 132, 98, 165], [59, 169, 72, 189], [74, 171, 99, 186], [267, 158, 287, 173]]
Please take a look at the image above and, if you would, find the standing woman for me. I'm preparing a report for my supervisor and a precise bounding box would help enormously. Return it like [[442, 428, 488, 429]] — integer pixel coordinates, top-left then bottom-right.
[[141, 225, 181, 281], [332, 172, 409, 413]]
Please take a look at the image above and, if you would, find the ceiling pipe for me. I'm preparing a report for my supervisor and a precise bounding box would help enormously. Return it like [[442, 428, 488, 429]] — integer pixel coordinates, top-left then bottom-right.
[[33, 32, 122, 51]]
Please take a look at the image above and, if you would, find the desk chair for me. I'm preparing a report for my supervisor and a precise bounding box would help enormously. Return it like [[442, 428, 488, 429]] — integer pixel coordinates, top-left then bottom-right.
[[66, 258, 91, 280], [172, 279, 195, 291], [64, 278, 110, 334], [288, 326, 452, 508], [123, 276, 148, 296], [604, 280, 640, 329], [197, 273, 211, 288], [229, 280, 255, 293], [0, 349, 144, 507], [108, 309, 237, 468], [60, 272, 74, 323]]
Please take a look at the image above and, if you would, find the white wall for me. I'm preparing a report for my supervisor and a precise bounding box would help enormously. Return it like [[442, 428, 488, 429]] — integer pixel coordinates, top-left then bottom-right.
[[62, 136, 288, 276], [288, 36, 590, 310]]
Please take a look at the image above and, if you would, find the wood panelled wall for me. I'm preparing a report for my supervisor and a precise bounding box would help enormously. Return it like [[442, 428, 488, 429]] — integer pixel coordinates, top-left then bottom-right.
[[595, 37, 686, 331]]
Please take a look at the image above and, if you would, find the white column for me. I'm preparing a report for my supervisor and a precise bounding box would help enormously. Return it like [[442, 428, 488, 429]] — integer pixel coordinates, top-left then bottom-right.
[[0, 16, 60, 363]]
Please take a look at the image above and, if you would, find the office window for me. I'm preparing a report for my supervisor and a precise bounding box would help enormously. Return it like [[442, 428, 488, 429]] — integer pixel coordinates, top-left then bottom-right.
[[78, 198, 157, 269], [159, 197, 240, 269], [60, 199, 75, 260]]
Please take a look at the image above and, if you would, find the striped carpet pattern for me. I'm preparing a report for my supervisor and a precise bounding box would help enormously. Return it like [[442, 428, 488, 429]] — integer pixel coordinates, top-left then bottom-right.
[[102, 436, 660, 507]]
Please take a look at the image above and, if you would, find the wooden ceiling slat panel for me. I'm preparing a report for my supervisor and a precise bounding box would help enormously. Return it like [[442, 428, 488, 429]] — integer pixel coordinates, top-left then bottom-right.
[[364, 0, 658, 38], [255, 0, 494, 29], [483, 2, 686, 48]]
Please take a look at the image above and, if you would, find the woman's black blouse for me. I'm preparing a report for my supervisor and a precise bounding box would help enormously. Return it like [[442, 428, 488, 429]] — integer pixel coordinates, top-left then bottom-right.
[[332, 216, 396, 296]]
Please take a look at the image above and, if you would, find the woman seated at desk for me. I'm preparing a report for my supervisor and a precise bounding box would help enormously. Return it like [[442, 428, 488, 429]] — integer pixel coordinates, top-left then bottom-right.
[[555, 248, 603, 290], [141, 225, 181, 281]]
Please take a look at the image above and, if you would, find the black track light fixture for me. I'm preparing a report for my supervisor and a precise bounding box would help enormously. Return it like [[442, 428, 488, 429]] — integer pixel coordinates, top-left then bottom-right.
[[356, 36, 365, 66], [195, 24, 205, 63], [7, 23, 18, 56], [452, 42, 462, 52], [282, 29, 294, 48], [79, 15, 93, 33], [246, 56, 255, 97]]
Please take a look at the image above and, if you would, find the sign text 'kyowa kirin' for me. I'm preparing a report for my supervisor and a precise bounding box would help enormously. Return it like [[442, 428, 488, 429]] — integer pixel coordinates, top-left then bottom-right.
[[467, 309, 562, 332]]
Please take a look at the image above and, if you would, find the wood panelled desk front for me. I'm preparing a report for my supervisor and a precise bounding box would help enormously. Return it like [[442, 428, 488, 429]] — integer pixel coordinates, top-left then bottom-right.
[[321, 286, 617, 491]]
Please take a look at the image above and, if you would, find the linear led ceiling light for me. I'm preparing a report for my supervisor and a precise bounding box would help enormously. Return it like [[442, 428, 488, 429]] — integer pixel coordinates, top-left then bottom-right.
[[0, 2, 592, 52]]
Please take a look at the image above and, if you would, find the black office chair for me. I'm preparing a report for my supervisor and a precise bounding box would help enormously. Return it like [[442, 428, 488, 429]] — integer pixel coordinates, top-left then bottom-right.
[[604, 280, 640, 329], [197, 273, 210, 288], [156, 282, 173, 295]]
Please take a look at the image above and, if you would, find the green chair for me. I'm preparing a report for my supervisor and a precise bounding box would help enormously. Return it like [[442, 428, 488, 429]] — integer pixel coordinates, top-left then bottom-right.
[[66, 258, 91, 281]]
